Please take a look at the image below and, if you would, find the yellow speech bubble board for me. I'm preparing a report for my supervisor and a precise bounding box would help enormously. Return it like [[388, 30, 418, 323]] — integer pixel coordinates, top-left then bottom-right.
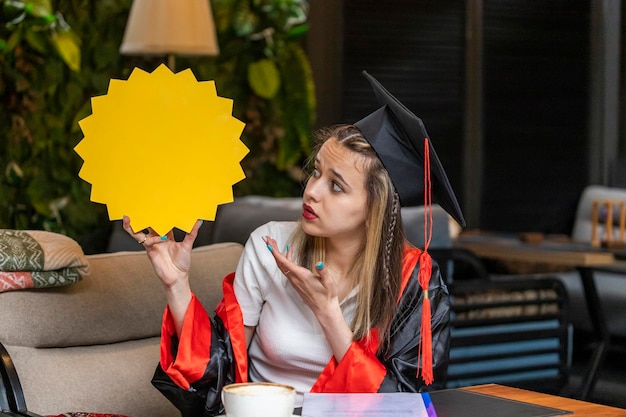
[[75, 64, 248, 235]]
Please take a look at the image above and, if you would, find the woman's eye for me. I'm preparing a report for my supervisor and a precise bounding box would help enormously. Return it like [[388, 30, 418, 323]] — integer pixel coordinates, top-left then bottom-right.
[[312, 168, 320, 178], [332, 182, 344, 192]]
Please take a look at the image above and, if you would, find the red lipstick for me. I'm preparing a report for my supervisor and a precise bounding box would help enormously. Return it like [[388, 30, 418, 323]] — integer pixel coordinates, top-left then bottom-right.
[[302, 203, 318, 220]]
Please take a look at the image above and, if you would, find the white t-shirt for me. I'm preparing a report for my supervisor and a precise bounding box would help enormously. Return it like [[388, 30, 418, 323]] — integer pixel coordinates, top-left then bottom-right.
[[233, 221, 358, 406]]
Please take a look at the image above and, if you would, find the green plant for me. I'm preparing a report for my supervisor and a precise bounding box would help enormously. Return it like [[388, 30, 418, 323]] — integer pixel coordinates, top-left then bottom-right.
[[207, 0, 316, 196], [0, 0, 316, 252], [0, 0, 87, 234]]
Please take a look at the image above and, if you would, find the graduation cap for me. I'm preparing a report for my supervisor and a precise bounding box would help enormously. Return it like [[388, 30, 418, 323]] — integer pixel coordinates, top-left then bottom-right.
[[354, 71, 465, 386], [354, 71, 466, 228]]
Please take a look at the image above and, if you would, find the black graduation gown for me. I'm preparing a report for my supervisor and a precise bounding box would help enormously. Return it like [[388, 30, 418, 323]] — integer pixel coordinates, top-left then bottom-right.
[[151, 247, 450, 416]]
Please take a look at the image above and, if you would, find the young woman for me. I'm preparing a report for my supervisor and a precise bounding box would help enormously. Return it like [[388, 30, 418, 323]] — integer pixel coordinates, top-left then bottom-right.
[[123, 72, 465, 417]]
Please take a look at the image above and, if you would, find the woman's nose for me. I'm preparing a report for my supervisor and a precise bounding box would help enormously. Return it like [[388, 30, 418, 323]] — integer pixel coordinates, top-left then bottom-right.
[[303, 179, 320, 201]]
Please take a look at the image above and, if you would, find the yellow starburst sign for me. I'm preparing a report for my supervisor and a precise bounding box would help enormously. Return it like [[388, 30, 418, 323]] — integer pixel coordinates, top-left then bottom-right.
[[75, 64, 248, 235]]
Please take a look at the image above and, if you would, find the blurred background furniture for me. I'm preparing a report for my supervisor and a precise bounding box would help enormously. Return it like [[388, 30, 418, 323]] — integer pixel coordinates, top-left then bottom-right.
[[453, 232, 612, 399], [452, 185, 626, 402], [553, 184, 626, 400], [445, 277, 571, 394], [561, 185, 626, 340]]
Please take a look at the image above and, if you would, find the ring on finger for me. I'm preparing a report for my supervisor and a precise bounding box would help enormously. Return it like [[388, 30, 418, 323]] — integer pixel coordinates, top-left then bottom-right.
[[138, 235, 147, 244]]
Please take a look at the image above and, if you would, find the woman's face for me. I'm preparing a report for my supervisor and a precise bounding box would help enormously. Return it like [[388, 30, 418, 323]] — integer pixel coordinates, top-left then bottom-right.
[[301, 138, 369, 244]]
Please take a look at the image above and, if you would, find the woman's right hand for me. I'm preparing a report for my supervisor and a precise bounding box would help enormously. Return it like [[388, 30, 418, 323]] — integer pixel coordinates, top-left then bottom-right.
[[122, 216, 203, 334], [122, 216, 201, 288]]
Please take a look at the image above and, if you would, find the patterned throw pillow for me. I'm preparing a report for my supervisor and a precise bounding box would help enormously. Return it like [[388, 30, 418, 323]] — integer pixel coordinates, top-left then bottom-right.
[[0, 230, 89, 293]]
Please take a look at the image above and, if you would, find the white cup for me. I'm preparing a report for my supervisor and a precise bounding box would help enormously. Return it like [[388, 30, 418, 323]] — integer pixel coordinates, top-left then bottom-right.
[[221, 382, 296, 417]]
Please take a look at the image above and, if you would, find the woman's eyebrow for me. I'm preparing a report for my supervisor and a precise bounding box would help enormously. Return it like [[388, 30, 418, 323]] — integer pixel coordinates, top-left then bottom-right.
[[331, 168, 350, 189], [315, 156, 351, 189]]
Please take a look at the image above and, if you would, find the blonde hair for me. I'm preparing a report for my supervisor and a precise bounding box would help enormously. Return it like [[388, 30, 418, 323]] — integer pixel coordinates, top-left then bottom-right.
[[291, 125, 406, 353]]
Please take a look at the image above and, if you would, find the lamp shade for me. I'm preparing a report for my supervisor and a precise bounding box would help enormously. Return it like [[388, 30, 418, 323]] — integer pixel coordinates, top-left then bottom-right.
[[120, 0, 219, 56]]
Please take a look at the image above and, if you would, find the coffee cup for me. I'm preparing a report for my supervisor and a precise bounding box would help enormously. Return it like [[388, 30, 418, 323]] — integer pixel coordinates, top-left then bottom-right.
[[221, 382, 296, 417]]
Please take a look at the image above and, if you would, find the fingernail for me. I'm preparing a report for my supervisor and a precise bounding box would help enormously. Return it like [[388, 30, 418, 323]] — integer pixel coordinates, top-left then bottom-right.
[[316, 262, 324, 270], [285, 244, 290, 252], [199, 220, 204, 226], [267, 244, 273, 253], [160, 235, 167, 241]]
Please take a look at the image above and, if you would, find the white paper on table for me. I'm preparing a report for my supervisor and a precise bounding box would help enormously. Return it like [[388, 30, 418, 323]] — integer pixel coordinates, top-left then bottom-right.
[[302, 392, 437, 417]]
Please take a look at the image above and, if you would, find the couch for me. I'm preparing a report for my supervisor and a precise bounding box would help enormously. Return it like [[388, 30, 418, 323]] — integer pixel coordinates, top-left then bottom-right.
[[1, 240, 243, 417]]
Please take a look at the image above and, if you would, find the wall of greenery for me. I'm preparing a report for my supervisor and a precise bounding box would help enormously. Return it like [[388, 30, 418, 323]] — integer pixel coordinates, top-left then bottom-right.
[[0, 0, 315, 253]]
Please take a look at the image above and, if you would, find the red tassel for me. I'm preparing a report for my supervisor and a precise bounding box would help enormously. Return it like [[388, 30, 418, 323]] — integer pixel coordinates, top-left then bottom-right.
[[418, 253, 434, 385], [418, 253, 432, 291], [421, 296, 434, 384], [417, 137, 434, 385]]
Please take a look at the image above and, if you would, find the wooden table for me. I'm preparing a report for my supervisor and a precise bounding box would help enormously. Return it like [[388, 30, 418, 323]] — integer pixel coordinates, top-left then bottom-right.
[[453, 232, 618, 400], [463, 384, 626, 416], [453, 232, 616, 267]]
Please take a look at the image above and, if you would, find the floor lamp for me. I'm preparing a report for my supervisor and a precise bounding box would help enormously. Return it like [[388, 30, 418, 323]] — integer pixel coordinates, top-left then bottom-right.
[[119, 0, 219, 70]]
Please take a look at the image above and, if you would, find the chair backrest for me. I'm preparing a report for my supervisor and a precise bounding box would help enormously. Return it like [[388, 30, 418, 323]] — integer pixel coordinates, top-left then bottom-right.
[[445, 277, 571, 393], [401, 204, 453, 249], [571, 185, 626, 242], [211, 196, 302, 244], [211, 199, 459, 250]]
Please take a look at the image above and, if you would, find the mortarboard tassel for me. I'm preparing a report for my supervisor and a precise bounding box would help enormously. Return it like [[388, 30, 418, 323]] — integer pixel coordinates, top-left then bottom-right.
[[417, 137, 434, 385]]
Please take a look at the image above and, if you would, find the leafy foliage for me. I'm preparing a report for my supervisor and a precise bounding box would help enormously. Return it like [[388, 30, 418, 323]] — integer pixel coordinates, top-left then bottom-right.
[[0, 0, 315, 252], [208, 0, 316, 196], [0, 0, 92, 239]]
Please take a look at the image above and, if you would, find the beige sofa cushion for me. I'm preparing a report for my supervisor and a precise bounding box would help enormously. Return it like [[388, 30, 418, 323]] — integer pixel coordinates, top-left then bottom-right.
[[0, 242, 242, 348]]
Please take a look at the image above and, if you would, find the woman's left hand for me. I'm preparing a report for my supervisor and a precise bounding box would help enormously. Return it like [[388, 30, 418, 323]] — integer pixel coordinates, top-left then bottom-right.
[[264, 235, 353, 361], [263, 236, 339, 316]]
